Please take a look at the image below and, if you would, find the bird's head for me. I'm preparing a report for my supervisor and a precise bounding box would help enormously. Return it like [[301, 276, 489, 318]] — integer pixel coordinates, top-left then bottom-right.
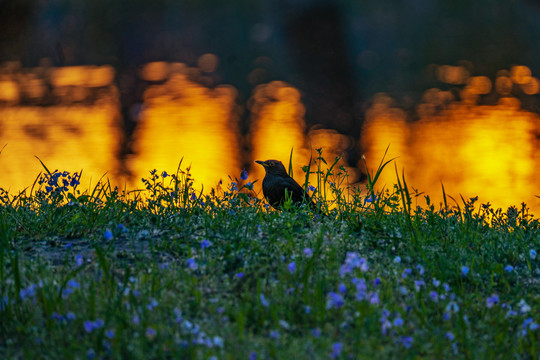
[[255, 159, 288, 176]]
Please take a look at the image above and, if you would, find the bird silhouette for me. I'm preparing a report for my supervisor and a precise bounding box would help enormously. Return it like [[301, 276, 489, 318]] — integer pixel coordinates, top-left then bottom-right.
[[255, 159, 319, 211]]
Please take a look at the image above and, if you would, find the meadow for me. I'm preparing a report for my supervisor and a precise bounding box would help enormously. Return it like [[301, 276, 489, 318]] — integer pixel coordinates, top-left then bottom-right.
[[0, 153, 539, 359]]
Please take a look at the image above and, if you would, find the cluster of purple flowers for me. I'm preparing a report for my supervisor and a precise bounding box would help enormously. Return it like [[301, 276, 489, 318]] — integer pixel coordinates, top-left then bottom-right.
[[339, 252, 369, 277]]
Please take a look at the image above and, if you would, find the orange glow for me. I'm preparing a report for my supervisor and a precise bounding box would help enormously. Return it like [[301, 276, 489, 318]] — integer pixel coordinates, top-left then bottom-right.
[[249, 81, 310, 186], [362, 86, 540, 214], [140, 62, 170, 82], [437, 65, 469, 85], [510, 65, 532, 85], [521, 77, 539, 95], [128, 70, 240, 190], [0, 104, 122, 192]]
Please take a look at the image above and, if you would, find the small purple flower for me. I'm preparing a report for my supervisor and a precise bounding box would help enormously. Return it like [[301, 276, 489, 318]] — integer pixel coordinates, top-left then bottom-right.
[[326, 291, 345, 309], [461, 266, 469, 276], [338, 283, 347, 293], [414, 280, 425, 291], [288, 261, 296, 274], [200, 239, 211, 249], [416, 265, 425, 275], [393, 317, 404, 327], [133, 314, 140, 325], [186, 258, 198, 270], [311, 328, 321, 338], [260, 294, 269, 307], [331, 342, 342, 358], [190, 193, 197, 201], [432, 278, 441, 287], [530, 249, 537, 259], [399, 336, 413, 349], [106, 330, 115, 339], [308, 185, 316, 192], [248, 351, 257, 360], [504, 265, 514, 272], [364, 194, 377, 203], [145, 327, 157, 339], [240, 169, 248, 180], [161, 171, 168, 178], [393, 256, 401, 264], [104, 229, 113, 241], [369, 291, 380, 305], [429, 291, 439, 302], [303, 247, 313, 257], [486, 294, 500, 308], [269, 330, 280, 339], [235, 272, 244, 279], [75, 254, 84, 267], [445, 331, 455, 341], [401, 268, 412, 279]]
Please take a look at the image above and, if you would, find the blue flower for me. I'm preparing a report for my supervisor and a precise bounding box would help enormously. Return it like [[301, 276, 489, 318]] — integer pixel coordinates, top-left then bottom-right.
[[326, 292, 345, 309], [260, 294, 269, 307], [190, 193, 197, 201], [414, 280, 425, 291], [161, 171, 168, 178], [393, 256, 401, 264], [104, 229, 113, 241], [248, 351, 257, 360], [445, 331, 455, 341], [145, 327, 157, 339], [530, 249, 537, 259], [235, 272, 244, 279], [401, 268, 412, 279], [106, 330, 115, 339], [429, 291, 439, 302], [369, 291, 380, 305], [303, 247, 313, 257], [461, 266, 469, 276], [364, 194, 377, 203], [308, 185, 316, 192], [486, 294, 499, 308], [331, 342, 342, 358], [504, 265, 514, 272], [393, 317, 404, 327], [288, 261, 296, 274], [200, 239, 211, 249], [338, 283, 347, 293], [240, 169, 248, 180], [269, 330, 280, 339], [399, 336, 413, 349], [311, 328, 321, 338], [416, 264, 425, 275], [186, 258, 198, 270], [133, 314, 140, 325]]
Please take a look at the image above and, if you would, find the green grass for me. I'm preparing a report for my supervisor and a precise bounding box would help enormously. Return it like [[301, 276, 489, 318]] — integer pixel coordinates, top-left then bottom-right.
[[0, 153, 539, 359]]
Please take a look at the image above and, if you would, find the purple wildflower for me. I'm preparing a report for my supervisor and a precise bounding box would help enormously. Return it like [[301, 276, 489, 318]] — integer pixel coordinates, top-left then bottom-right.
[[326, 292, 345, 309], [240, 169, 248, 180], [486, 294, 500, 308]]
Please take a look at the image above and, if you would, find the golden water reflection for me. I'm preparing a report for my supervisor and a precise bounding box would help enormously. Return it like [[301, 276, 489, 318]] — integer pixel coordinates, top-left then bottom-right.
[[362, 91, 540, 214]]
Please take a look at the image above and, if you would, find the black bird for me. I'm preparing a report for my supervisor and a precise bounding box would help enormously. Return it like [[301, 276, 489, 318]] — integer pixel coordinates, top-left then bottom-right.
[[255, 159, 317, 211]]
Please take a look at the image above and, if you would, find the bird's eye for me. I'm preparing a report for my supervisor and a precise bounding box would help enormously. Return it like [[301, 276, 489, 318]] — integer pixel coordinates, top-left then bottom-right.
[[268, 162, 274, 167]]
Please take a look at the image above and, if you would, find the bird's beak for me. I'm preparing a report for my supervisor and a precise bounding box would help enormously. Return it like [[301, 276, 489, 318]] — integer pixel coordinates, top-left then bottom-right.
[[255, 160, 266, 167]]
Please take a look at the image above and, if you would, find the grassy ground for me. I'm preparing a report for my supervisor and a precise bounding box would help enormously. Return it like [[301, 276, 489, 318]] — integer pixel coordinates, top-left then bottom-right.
[[0, 156, 539, 359]]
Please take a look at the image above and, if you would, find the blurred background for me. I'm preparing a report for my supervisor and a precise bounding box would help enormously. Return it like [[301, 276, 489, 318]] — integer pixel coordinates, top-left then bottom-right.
[[0, 0, 539, 212]]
